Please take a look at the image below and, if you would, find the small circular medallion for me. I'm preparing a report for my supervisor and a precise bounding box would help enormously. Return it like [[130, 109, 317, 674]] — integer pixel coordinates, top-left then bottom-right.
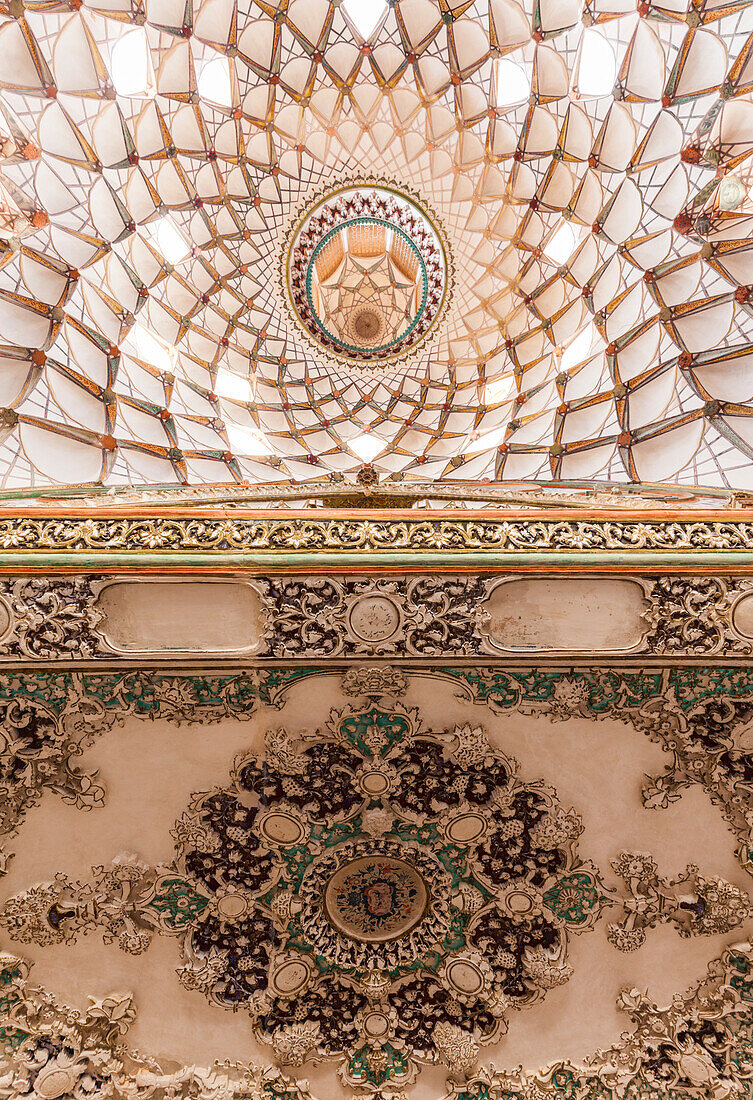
[[362, 1010, 391, 1038], [215, 890, 254, 921], [359, 770, 391, 796], [36, 1068, 78, 1100], [269, 954, 314, 996], [445, 957, 486, 996], [257, 809, 306, 847], [324, 855, 428, 943], [504, 890, 535, 915], [347, 595, 401, 643], [353, 308, 383, 342], [445, 811, 488, 845]]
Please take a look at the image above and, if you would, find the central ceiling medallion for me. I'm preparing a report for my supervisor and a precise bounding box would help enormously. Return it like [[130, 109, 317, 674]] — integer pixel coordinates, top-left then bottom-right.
[[323, 852, 428, 943], [281, 180, 453, 366]]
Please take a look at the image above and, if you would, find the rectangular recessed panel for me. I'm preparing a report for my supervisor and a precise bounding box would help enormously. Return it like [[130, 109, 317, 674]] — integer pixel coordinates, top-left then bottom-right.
[[94, 580, 263, 654], [480, 578, 648, 653]]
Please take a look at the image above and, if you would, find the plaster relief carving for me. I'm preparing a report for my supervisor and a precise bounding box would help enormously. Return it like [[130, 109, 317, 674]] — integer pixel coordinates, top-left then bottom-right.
[[92, 579, 266, 655], [0, 953, 314, 1100], [257, 577, 486, 657], [3, 693, 750, 1095], [643, 577, 753, 655], [2, 940, 753, 1100], [0, 703, 611, 1093], [0, 575, 752, 661], [449, 939, 753, 1100], [476, 578, 650, 653], [732, 590, 753, 640]]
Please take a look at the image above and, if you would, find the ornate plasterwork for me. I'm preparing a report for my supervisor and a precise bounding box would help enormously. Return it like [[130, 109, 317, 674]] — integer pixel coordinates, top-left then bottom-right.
[[0, 670, 308, 846], [448, 938, 753, 1100], [0, 704, 611, 1091], [280, 179, 452, 368], [643, 577, 753, 656], [2, 939, 753, 1100], [1, 515, 753, 556], [0, 954, 314, 1100], [2, 665, 753, 875], [451, 666, 753, 874], [2, 691, 750, 1094], [0, 577, 106, 660], [0, 668, 752, 1098], [606, 851, 751, 951], [258, 577, 486, 657], [0, 574, 753, 662]]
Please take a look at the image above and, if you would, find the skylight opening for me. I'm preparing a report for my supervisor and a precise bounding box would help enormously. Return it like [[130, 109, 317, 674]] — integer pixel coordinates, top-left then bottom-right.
[[215, 369, 254, 402], [148, 216, 191, 264], [198, 56, 233, 108], [126, 323, 174, 373], [574, 28, 617, 98], [225, 423, 274, 455], [109, 28, 154, 98], [543, 222, 578, 265], [493, 58, 531, 109], [350, 433, 385, 462], [342, 0, 388, 40]]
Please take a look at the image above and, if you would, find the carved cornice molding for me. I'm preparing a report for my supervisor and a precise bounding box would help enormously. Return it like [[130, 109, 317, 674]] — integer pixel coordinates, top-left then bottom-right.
[[0, 513, 752, 561]]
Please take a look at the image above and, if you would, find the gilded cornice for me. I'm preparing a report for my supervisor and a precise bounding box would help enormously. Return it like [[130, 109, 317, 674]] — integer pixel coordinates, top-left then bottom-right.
[[0, 510, 752, 569]]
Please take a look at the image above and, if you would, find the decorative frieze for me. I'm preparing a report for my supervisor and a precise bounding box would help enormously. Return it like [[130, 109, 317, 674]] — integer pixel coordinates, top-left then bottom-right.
[[0, 574, 751, 662], [1, 514, 753, 556]]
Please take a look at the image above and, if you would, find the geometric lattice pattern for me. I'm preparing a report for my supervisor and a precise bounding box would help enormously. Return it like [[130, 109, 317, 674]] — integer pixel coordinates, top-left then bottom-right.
[[0, 0, 752, 488]]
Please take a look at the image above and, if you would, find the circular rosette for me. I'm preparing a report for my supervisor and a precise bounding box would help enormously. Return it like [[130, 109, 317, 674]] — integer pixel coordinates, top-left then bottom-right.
[[281, 181, 452, 367], [296, 839, 455, 976]]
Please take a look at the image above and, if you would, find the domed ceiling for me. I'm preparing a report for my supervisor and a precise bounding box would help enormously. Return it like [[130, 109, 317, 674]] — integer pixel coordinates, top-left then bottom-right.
[[0, 0, 753, 489]]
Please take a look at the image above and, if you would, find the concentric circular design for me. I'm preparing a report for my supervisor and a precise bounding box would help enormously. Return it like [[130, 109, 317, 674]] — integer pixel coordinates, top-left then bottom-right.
[[296, 838, 455, 972], [282, 182, 451, 366], [324, 855, 428, 943]]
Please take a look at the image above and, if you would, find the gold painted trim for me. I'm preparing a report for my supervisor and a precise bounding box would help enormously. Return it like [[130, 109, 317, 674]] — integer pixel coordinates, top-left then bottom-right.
[[0, 513, 750, 553]]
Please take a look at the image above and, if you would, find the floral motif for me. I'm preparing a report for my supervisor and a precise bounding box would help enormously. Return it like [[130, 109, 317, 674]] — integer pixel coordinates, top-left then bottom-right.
[[606, 851, 751, 950], [449, 939, 753, 1100], [0, 702, 606, 1094]]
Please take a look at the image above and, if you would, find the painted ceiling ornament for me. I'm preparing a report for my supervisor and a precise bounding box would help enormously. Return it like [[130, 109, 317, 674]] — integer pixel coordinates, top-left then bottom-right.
[[0, 702, 608, 1094], [280, 179, 453, 367], [3, 939, 753, 1100], [449, 937, 753, 1100], [606, 850, 752, 951], [0, 953, 317, 1100], [171, 703, 610, 1093]]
